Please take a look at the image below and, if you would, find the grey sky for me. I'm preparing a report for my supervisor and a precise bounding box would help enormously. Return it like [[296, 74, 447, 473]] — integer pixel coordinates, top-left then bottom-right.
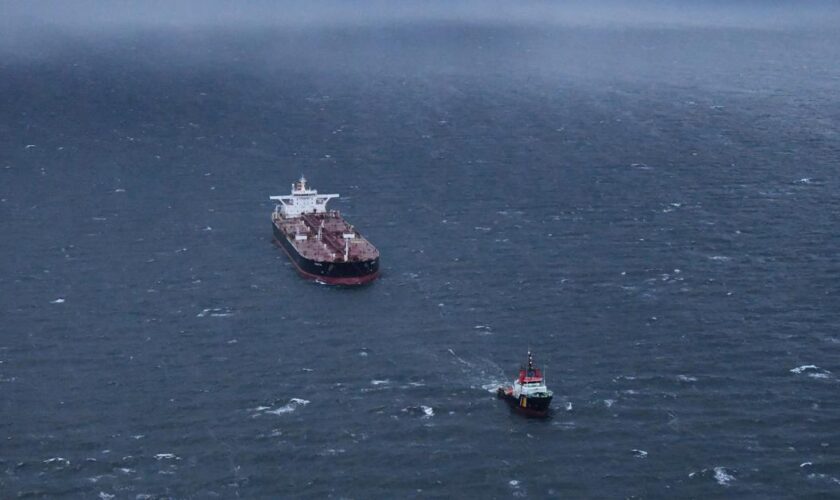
[[3, 0, 839, 34]]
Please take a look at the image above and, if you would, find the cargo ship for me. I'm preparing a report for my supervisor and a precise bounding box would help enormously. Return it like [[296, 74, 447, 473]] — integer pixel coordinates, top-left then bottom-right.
[[497, 351, 553, 417], [270, 176, 380, 285]]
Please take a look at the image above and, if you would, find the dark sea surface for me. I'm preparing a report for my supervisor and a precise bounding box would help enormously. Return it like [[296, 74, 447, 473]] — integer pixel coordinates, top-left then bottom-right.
[[2, 16, 840, 498]]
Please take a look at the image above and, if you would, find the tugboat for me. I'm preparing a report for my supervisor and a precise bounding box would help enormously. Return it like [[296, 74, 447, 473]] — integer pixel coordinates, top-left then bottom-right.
[[270, 176, 380, 285], [497, 351, 553, 417]]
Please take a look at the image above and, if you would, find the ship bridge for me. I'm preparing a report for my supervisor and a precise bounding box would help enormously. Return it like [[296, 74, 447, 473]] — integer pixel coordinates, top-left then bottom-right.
[[270, 176, 339, 218]]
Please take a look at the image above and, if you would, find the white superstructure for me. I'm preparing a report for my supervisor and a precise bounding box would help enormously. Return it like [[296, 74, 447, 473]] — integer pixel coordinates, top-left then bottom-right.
[[511, 351, 552, 399], [512, 378, 552, 398], [270, 176, 339, 218]]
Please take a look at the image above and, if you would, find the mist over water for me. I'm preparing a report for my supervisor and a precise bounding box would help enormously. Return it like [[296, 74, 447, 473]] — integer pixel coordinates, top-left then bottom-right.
[[2, 1, 840, 497]]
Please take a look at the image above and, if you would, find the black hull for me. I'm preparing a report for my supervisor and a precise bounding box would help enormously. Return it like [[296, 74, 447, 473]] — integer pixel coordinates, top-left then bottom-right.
[[497, 389, 552, 417], [273, 224, 379, 285]]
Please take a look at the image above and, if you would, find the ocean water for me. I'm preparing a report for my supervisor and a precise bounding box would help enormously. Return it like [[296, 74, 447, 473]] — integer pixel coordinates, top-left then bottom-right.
[[2, 16, 840, 498]]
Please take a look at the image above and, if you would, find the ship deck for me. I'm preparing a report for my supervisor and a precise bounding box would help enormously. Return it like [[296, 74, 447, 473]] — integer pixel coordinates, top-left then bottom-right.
[[273, 211, 379, 263]]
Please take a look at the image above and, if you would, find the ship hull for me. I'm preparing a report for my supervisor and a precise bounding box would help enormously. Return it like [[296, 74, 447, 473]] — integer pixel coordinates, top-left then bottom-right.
[[273, 224, 379, 285], [497, 388, 552, 417]]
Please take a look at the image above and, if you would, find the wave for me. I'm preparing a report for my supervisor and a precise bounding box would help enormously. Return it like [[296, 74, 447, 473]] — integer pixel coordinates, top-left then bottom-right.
[[262, 398, 310, 415], [714, 467, 735, 486], [196, 307, 235, 318], [790, 365, 832, 379], [689, 467, 735, 486], [401, 405, 435, 418]]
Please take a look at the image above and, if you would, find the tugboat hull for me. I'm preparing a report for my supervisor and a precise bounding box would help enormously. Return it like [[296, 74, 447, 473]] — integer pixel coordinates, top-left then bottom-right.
[[497, 388, 552, 417]]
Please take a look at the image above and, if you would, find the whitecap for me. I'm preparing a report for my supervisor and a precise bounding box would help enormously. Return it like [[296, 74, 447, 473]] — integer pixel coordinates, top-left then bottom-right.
[[713, 467, 735, 486], [474, 325, 493, 335], [806, 473, 840, 485], [51, 298, 65, 304], [43, 457, 69, 465], [708, 255, 731, 262], [98, 493, 115, 500], [197, 307, 234, 318], [265, 398, 310, 415], [790, 365, 831, 379], [677, 375, 697, 382], [264, 407, 297, 415], [401, 405, 435, 418], [154, 453, 179, 460], [371, 379, 390, 386], [604, 399, 616, 408], [565, 402, 573, 411], [632, 449, 648, 458]]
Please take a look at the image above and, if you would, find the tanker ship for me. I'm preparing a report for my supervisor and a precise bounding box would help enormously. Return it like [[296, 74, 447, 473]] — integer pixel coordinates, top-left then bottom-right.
[[270, 176, 380, 285]]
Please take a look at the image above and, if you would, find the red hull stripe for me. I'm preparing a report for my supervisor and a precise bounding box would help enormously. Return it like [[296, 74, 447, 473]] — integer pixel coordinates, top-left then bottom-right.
[[273, 238, 379, 286], [513, 407, 549, 417]]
